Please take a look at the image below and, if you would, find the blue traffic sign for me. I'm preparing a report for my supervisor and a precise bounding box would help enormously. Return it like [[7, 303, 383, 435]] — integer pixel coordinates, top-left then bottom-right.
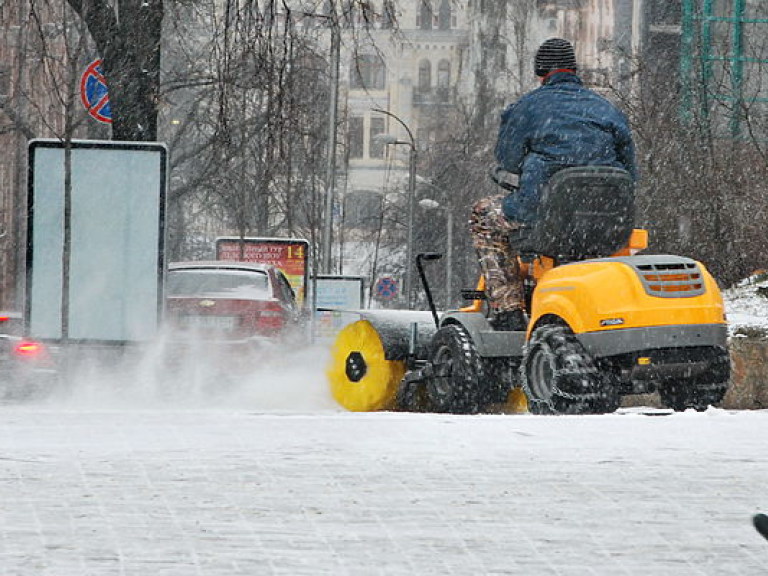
[[80, 59, 111, 124], [374, 276, 399, 301]]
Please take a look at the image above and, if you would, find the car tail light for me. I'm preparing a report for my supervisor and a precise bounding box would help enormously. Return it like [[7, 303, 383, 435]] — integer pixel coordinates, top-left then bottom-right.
[[14, 340, 46, 358], [255, 302, 286, 334]]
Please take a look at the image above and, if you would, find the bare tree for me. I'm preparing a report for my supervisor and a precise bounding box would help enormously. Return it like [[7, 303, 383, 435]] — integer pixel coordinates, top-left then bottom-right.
[[0, 0, 97, 308], [162, 1, 379, 263], [65, 0, 162, 141], [607, 30, 768, 287]]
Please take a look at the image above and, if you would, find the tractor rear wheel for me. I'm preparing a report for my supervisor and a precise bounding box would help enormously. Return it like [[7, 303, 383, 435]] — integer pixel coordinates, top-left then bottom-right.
[[522, 324, 616, 415], [660, 381, 728, 412], [425, 324, 489, 414], [659, 349, 730, 411]]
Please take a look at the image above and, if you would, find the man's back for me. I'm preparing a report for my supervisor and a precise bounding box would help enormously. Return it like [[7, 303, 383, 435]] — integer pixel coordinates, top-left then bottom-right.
[[496, 71, 636, 223]]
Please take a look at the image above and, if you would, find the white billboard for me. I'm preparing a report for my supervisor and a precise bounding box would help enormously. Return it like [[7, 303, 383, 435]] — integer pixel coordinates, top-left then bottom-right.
[[27, 140, 166, 342]]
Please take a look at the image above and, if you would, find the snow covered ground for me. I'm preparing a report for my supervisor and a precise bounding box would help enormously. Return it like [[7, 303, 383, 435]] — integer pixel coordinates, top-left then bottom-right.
[[1, 402, 767, 575], [0, 283, 767, 575], [723, 273, 768, 335]]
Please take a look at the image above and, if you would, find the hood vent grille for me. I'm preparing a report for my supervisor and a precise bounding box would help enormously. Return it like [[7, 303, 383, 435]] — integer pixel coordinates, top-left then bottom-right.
[[635, 261, 705, 298]]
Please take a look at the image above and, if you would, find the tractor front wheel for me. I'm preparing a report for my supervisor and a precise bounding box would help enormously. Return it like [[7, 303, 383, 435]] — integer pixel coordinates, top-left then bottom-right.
[[425, 324, 489, 414]]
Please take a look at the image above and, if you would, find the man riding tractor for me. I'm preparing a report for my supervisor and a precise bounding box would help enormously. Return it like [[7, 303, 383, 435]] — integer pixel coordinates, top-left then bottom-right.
[[326, 39, 727, 415], [471, 38, 638, 332]]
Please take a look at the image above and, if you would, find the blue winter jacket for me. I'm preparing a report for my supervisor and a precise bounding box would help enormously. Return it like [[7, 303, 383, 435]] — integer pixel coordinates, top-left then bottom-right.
[[495, 72, 637, 223]]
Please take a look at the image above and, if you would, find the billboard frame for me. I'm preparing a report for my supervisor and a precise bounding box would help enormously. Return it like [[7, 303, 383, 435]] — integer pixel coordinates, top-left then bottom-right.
[[26, 139, 167, 344]]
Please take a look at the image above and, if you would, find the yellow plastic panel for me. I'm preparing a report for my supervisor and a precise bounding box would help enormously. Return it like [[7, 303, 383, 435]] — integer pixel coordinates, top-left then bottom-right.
[[531, 260, 726, 334]]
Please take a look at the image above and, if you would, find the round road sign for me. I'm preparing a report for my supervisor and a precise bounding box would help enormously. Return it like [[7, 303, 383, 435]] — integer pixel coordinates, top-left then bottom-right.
[[374, 276, 399, 301], [80, 59, 112, 124]]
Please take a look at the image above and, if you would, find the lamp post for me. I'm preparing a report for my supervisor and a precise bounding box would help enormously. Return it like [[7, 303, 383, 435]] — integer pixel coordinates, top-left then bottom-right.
[[321, 6, 341, 274], [371, 108, 416, 309], [419, 198, 453, 309]]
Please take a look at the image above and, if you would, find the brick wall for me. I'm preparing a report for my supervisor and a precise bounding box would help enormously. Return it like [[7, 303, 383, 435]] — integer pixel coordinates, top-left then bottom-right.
[[726, 335, 768, 410]]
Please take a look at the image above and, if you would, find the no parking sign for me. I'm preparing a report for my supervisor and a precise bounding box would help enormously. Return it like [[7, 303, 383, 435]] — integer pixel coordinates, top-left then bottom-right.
[[374, 276, 399, 301], [80, 59, 111, 124]]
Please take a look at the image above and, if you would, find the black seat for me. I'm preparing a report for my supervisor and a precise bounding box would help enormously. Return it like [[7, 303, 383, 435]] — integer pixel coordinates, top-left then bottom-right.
[[513, 166, 635, 262]]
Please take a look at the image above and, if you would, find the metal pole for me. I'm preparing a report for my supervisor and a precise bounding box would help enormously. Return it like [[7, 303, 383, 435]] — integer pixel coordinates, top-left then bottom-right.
[[730, 0, 746, 138], [371, 108, 417, 309], [446, 210, 453, 309], [12, 1, 29, 310], [405, 145, 416, 309], [680, 0, 694, 123], [701, 0, 714, 122], [321, 9, 340, 274]]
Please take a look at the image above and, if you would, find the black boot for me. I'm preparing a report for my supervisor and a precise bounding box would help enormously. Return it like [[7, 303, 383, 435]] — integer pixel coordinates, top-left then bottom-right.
[[491, 309, 528, 331]]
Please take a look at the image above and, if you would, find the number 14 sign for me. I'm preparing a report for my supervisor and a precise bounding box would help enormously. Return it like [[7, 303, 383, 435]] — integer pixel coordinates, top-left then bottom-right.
[[215, 237, 310, 306]]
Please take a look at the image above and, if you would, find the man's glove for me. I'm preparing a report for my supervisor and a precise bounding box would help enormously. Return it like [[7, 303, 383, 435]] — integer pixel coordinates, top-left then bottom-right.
[[489, 166, 519, 191]]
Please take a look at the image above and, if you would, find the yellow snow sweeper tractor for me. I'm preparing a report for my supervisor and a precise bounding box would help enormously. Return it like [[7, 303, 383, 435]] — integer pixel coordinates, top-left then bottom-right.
[[326, 166, 730, 414]]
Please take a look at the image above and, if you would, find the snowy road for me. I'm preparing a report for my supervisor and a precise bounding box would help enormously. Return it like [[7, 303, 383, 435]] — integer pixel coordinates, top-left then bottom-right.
[[0, 343, 764, 574], [1, 401, 767, 575]]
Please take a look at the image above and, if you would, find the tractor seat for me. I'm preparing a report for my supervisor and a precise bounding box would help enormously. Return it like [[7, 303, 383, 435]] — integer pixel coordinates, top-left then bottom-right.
[[510, 166, 635, 263]]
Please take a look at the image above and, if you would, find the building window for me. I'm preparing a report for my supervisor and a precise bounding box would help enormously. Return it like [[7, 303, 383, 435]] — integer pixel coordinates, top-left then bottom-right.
[[348, 117, 364, 159], [418, 59, 432, 91], [437, 59, 450, 89], [438, 0, 451, 30], [369, 116, 386, 159], [382, 0, 396, 28], [416, 128, 434, 151], [418, 0, 433, 30], [350, 53, 386, 90], [650, 0, 681, 26], [345, 191, 383, 229]]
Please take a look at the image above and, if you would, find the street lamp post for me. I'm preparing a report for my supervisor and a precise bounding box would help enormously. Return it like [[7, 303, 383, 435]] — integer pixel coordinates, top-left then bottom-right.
[[372, 108, 416, 309], [419, 198, 453, 309], [321, 7, 341, 274]]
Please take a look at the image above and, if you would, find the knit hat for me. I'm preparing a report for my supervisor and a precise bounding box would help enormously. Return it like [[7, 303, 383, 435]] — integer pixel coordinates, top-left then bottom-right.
[[534, 38, 577, 77]]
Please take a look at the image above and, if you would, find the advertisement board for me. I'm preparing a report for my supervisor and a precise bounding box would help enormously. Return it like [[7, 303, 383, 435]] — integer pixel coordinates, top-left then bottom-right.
[[216, 237, 309, 306], [315, 275, 365, 310], [27, 139, 166, 342], [313, 275, 365, 340]]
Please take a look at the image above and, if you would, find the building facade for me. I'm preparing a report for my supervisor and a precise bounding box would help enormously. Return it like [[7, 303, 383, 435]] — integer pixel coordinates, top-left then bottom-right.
[[0, 0, 652, 306]]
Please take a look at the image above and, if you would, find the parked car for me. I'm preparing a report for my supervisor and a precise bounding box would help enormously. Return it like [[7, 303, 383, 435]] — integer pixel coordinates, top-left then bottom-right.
[[165, 261, 303, 344], [0, 311, 58, 400]]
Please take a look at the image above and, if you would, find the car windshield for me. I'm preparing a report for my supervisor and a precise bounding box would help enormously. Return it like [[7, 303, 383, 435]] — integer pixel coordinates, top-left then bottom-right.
[[167, 269, 270, 298]]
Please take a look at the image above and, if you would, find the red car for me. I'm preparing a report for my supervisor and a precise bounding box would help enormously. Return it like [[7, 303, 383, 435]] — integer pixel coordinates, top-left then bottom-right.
[[165, 261, 302, 343]]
